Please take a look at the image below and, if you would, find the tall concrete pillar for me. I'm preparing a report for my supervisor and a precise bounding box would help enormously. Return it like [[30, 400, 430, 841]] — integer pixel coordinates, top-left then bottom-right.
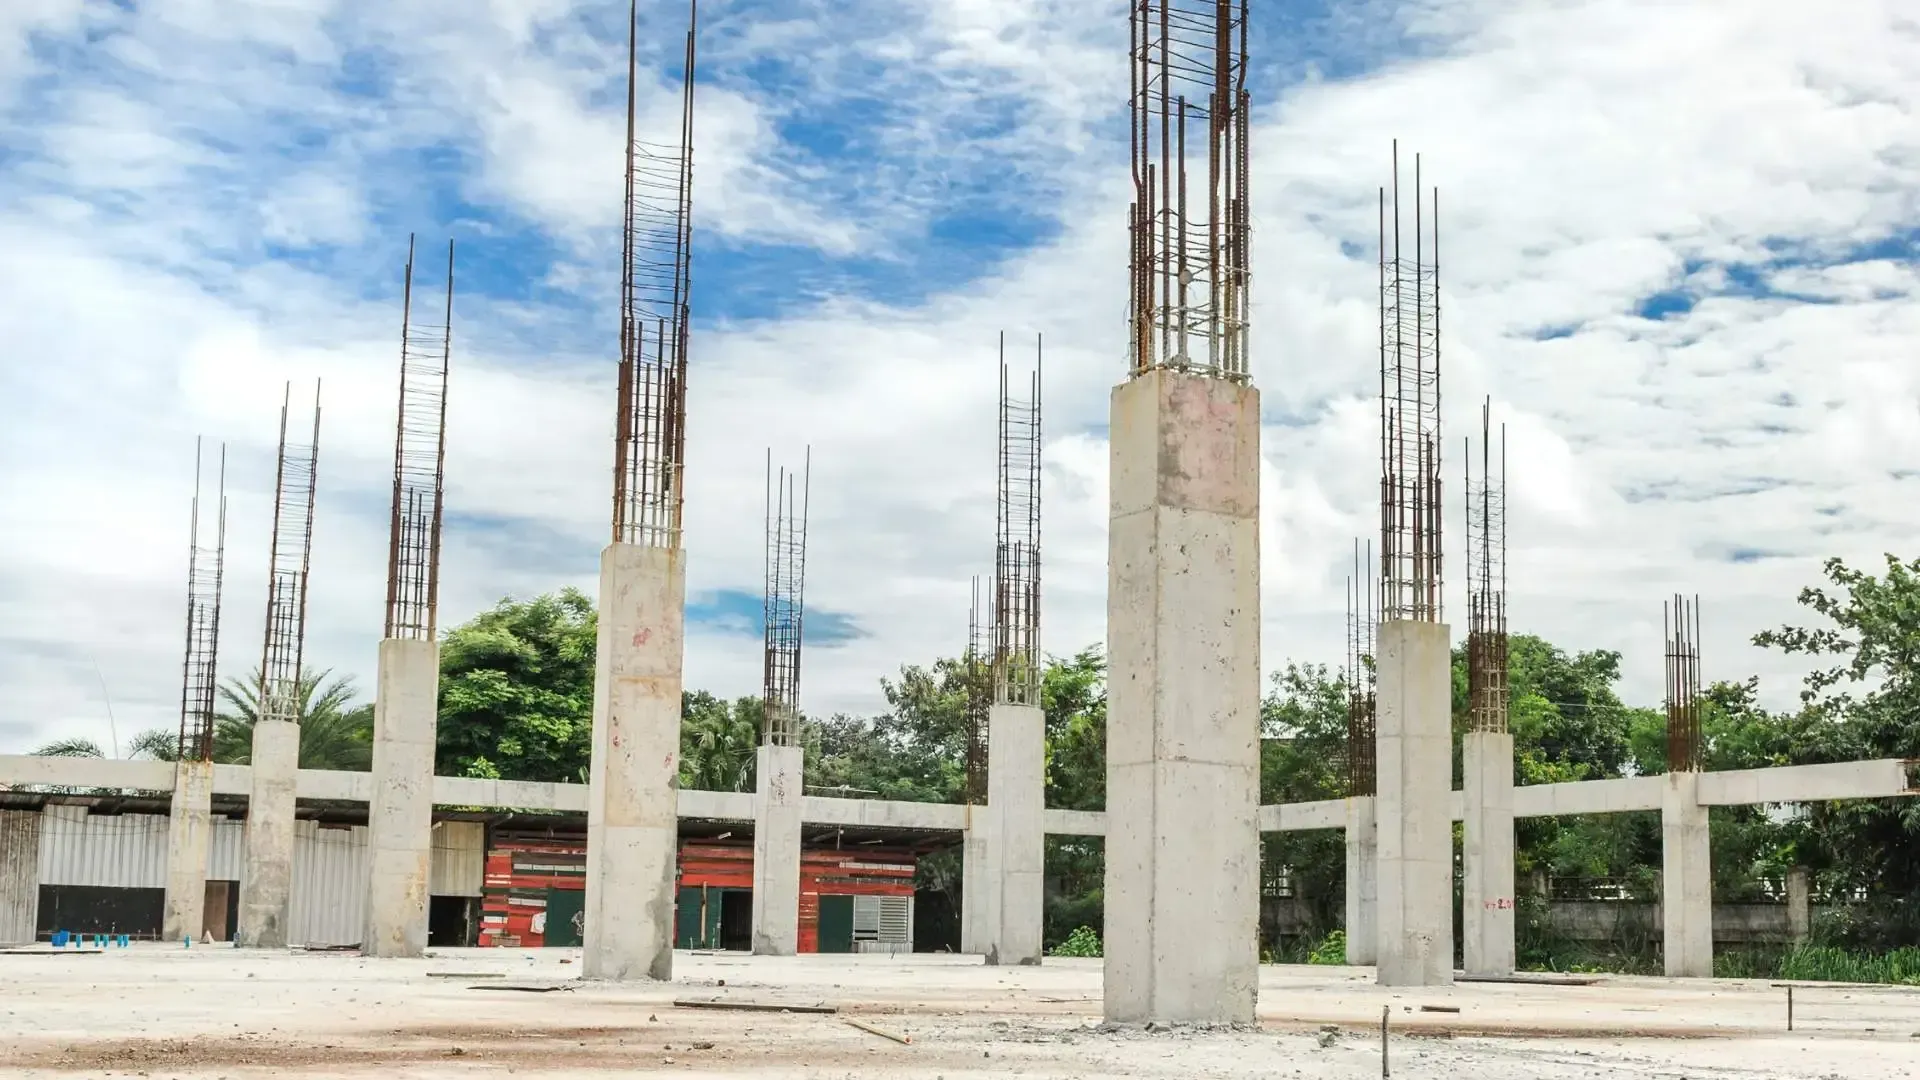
[[236, 718, 299, 948], [1343, 796, 1378, 966], [1786, 866, 1811, 945], [1461, 730, 1515, 977], [162, 758, 215, 944], [584, 542, 685, 981], [1375, 619, 1453, 987], [751, 742, 803, 956], [988, 702, 1044, 966], [1661, 769, 1712, 977], [364, 637, 439, 958], [1103, 369, 1261, 1025], [960, 808, 996, 955]]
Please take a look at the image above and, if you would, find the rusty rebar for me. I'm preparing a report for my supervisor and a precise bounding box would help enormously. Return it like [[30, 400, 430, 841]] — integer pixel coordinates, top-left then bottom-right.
[[1347, 538, 1378, 796], [1665, 594, 1703, 772], [761, 447, 809, 747], [1466, 397, 1508, 733], [384, 236, 453, 641], [613, 0, 697, 548], [1379, 142, 1443, 623], [964, 576, 992, 805], [259, 382, 321, 728], [177, 438, 227, 762], [994, 332, 1042, 707], [1127, 0, 1250, 381]]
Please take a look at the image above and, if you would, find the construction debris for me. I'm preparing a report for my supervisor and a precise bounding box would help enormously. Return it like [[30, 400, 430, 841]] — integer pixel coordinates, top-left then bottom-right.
[[845, 1018, 911, 1044]]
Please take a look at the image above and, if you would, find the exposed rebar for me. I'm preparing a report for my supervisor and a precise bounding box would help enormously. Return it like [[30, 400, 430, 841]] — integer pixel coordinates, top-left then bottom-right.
[[761, 448, 809, 747], [177, 438, 227, 762], [1466, 397, 1508, 734], [1346, 538, 1377, 797], [260, 382, 321, 728], [1127, 0, 1251, 382], [994, 333, 1043, 707], [1665, 594, 1704, 772], [384, 236, 453, 641], [613, 0, 698, 549], [964, 575, 992, 806], [1378, 141, 1443, 623]]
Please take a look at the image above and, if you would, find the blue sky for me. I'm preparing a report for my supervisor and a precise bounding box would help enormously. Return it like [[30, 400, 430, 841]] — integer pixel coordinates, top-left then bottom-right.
[[1, 0, 1918, 754]]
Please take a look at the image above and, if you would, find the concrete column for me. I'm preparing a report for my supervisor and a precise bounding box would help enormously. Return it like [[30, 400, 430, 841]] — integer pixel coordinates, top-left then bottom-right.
[[1462, 730, 1515, 977], [751, 742, 803, 956], [1375, 619, 1453, 987], [1786, 866, 1811, 945], [1343, 796, 1378, 966], [363, 638, 439, 958], [988, 702, 1045, 966], [235, 718, 299, 948], [1661, 769, 1712, 977], [584, 542, 685, 981], [1103, 369, 1261, 1025], [162, 758, 215, 944], [959, 808, 995, 955]]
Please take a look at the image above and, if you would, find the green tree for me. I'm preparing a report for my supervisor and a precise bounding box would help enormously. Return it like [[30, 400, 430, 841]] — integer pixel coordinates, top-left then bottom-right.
[[680, 692, 762, 792], [213, 668, 373, 770], [436, 590, 597, 783]]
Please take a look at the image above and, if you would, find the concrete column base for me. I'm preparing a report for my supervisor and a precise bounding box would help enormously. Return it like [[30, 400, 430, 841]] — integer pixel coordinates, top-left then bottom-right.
[[751, 743, 803, 956], [988, 702, 1044, 966], [1102, 369, 1261, 1025], [1343, 796, 1378, 966], [584, 542, 686, 982], [1375, 619, 1453, 988], [1462, 731, 1515, 977], [1662, 770, 1713, 977], [364, 638, 439, 958], [236, 718, 300, 949], [959, 808, 995, 956], [162, 759, 215, 944]]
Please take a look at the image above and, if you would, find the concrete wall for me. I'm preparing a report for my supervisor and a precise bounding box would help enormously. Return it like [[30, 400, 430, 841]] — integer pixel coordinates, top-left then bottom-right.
[[1103, 369, 1261, 1025]]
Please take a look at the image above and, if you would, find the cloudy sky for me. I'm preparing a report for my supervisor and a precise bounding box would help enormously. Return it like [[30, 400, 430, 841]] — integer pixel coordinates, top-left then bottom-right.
[[2, 0, 1916, 755]]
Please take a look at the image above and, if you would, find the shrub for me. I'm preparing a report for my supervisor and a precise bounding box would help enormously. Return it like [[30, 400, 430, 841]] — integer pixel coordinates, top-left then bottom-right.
[[1308, 930, 1347, 966], [1050, 925, 1103, 958]]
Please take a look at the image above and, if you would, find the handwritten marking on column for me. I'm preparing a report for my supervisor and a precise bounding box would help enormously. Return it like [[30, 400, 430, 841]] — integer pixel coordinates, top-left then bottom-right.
[[632, 628, 652, 647]]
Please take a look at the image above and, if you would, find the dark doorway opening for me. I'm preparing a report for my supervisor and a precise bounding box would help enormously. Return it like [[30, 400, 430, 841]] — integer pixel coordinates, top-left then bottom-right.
[[429, 896, 477, 947], [37, 885, 163, 940], [719, 889, 753, 951]]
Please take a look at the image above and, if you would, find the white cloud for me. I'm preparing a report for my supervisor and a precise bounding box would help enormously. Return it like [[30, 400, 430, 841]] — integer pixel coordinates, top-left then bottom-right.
[[3, 0, 1920, 756]]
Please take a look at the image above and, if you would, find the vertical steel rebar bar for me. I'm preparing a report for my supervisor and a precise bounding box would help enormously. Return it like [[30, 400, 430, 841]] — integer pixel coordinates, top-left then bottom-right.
[[384, 236, 453, 641], [761, 448, 810, 747], [1378, 142, 1443, 623], [1347, 538, 1379, 796], [177, 439, 227, 762], [964, 576, 992, 806], [1466, 397, 1508, 734], [259, 382, 321, 729], [1665, 594, 1704, 771], [994, 333, 1043, 707]]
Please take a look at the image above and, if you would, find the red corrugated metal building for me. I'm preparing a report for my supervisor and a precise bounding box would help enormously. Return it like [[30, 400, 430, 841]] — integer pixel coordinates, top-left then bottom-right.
[[480, 833, 918, 953]]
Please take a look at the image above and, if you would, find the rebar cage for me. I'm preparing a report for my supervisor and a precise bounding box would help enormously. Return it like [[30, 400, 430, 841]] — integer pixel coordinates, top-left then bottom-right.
[[1379, 142, 1443, 624], [994, 333, 1043, 707], [761, 448, 809, 747], [1466, 398, 1508, 734], [964, 576, 992, 806], [1665, 594, 1703, 772], [260, 383, 320, 728], [1127, 0, 1251, 381], [1346, 539, 1377, 797], [384, 236, 452, 641], [177, 438, 227, 762], [613, 0, 697, 549]]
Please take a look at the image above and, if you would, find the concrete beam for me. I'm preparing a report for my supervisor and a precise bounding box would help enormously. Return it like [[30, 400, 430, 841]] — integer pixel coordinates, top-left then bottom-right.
[[1042, 808, 1105, 837], [1103, 369, 1261, 1025], [1513, 776, 1662, 818], [1697, 759, 1913, 806], [583, 542, 684, 982], [799, 795, 968, 832], [0, 756, 175, 792], [1257, 799, 1346, 833]]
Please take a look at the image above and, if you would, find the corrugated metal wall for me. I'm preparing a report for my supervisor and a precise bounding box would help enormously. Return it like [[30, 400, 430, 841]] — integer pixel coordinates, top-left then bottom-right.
[[289, 820, 367, 947], [0, 810, 41, 943], [429, 821, 483, 897], [38, 806, 169, 887]]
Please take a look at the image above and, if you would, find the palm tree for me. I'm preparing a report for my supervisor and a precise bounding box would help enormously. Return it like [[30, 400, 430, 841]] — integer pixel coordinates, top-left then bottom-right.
[[214, 667, 374, 771], [32, 730, 180, 761], [31, 736, 105, 757]]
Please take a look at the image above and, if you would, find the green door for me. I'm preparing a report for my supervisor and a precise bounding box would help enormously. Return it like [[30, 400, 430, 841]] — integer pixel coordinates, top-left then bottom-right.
[[674, 886, 727, 949], [817, 894, 854, 954], [545, 888, 585, 947]]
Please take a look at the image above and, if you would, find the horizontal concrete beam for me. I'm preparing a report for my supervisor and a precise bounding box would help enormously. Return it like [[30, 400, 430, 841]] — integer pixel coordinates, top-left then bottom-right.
[[1514, 776, 1663, 818], [435, 775, 588, 813], [800, 795, 967, 832], [0, 755, 174, 792], [1043, 808, 1106, 837], [1697, 759, 1914, 806], [1257, 798, 1348, 832]]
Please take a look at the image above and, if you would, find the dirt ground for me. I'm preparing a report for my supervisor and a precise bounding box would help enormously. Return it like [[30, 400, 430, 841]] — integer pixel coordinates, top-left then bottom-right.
[[0, 946, 1916, 1078]]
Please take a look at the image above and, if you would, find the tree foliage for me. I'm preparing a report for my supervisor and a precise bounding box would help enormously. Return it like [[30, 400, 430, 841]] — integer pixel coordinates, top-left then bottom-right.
[[214, 667, 373, 771]]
